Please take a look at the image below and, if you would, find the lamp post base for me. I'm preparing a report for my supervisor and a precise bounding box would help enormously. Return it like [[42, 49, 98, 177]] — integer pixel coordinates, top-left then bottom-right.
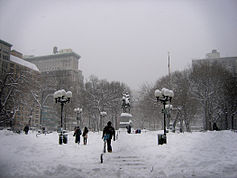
[[59, 133, 63, 145], [59, 130, 68, 145], [158, 134, 167, 145]]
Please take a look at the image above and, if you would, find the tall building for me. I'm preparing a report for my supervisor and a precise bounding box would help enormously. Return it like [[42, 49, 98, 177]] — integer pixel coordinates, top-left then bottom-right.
[[192, 49, 237, 76], [24, 47, 83, 87], [0, 39, 41, 129], [24, 47, 84, 130]]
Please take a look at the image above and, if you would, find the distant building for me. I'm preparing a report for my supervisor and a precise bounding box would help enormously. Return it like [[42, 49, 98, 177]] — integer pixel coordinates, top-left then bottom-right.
[[24, 47, 84, 130], [192, 49, 237, 76], [206, 49, 220, 59], [0, 39, 12, 61], [0, 39, 41, 129], [10, 55, 41, 129]]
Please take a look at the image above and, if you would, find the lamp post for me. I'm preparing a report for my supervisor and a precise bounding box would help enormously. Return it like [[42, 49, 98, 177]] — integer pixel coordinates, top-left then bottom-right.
[[100, 111, 107, 131], [165, 104, 173, 132], [155, 88, 174, 145], [74, 108, 82, 126], [54, 89, 72, 145]]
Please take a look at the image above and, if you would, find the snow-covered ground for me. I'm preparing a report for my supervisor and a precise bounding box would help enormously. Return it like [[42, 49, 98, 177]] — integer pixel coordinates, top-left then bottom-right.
[[0, 129, 236, 178]]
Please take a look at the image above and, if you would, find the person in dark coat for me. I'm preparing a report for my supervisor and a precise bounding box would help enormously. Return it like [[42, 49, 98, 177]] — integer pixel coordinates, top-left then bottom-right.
[[82, 127, 89, 145], [73, 126, 82, 144], [102, 121, 115, 152], [213, 123, 219, 131], [24, 125, 29, 134], [126, 124, 131, 134]]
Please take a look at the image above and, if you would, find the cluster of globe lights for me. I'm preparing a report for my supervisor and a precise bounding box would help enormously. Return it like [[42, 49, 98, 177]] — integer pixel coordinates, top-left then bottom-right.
[[154, 88, 174, 101], [100, 111, 107, 116], [53, 89, 72, 103], [74, 107, 82, 113]]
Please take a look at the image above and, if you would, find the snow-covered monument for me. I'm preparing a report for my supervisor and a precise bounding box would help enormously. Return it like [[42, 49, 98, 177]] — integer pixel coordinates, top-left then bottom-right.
[[119, 92, 132, 129]]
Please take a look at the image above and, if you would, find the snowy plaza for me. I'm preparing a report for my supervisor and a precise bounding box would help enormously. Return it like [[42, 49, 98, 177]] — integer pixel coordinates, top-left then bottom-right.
[[0, 129, 237, 178], [1, 1, 237, 178]]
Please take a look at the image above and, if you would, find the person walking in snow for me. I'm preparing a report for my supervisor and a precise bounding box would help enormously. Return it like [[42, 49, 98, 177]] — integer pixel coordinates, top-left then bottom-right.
[[126, 124, 131, 134], [24, 125, 29, 134], [102, 121, 115, 152], [213, 123, 219, 131], [82, 127, 89, 145], [73, 126, 82, 144]]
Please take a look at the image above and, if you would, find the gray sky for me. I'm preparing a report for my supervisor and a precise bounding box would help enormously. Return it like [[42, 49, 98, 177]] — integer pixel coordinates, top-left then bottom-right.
[[1, 0, 237, 90]]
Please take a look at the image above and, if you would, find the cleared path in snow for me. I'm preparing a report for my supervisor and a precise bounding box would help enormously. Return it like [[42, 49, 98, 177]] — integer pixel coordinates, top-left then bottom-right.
[[99, 131, 154, 177]]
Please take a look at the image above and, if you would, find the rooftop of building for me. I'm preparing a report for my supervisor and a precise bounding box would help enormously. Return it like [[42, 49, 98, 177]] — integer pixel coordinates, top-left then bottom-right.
[[24, 50, 81, 61], [193, 49, 237, 62], [10, 55, 40, 72], [195, 56, 237, 61], [0, 39, 13, 47]]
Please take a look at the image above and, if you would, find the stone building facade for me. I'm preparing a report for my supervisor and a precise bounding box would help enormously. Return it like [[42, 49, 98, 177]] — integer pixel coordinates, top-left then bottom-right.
[[0, 39, 12, 61], [0, 39, 41, 129], [24, 48, 84, 130]]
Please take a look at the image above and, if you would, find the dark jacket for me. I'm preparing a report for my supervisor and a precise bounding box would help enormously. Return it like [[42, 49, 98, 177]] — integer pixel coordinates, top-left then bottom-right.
[[102, 125, 115, 140], [24, 125, 29, 132], [74, 128, 82, 136], [82, 127, 89, 137]]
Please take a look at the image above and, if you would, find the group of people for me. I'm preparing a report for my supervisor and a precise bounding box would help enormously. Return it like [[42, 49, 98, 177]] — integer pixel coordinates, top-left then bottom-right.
[[73, 126, 89, 145], [24, 121, 116, 152], [74, 121, 116, 153]]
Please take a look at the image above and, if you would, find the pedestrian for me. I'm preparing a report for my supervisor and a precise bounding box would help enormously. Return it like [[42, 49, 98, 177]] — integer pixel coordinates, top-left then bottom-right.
[[42, 127, 46, 135], [24, 125, 29, 135], [213, 123, 219, 131], [82, 127, 89, 145], [73, 126, 82, 144], [126, 124, 131, 134], [102, 121, 115, 152]]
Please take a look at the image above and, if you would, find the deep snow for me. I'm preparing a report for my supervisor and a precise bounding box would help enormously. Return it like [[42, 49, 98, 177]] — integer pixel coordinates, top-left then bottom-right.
[[0, 129, 236, 178]]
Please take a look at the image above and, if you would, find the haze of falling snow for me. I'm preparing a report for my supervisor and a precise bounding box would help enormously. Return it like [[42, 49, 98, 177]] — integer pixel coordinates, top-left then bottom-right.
[[1, 0, 237, 89]]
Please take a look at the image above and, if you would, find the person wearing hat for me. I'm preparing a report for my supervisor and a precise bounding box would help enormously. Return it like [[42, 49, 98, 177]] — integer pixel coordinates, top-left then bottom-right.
[[102, 121, 115, 152]]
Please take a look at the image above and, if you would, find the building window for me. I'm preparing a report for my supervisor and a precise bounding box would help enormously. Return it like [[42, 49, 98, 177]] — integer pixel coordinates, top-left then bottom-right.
[[3, 55, 9, 60]]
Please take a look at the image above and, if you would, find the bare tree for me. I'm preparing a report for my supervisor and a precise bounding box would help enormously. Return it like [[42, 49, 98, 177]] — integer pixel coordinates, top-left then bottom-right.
[[190, 62, 234, 130], [82, 75, 129, 131], [171, 70, 198, 132], [0, 67, 40, 128]]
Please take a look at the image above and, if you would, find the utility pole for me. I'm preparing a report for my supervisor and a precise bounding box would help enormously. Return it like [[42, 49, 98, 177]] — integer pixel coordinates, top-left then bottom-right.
[[168, 52, 171, 88]]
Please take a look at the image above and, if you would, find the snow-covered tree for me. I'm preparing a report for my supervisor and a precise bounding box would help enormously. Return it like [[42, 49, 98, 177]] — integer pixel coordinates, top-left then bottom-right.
[[190, 62, 234, 130], [82, 75, 130, 130], [136, 83, 160, 130], [0, 67, 40, 128], [171, 70, 198, 132]]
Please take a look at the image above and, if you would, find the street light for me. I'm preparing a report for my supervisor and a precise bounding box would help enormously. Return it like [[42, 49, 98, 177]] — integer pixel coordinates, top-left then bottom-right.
[[100, 111, 107, 131], [165, 104, 173, 132], [154, 88, 174, 145], [74, 107, 82, 126], [54, 89, 72, 145]]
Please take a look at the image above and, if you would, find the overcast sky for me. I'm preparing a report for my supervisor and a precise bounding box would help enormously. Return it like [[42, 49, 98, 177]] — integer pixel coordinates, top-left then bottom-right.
[[1, 0, 237, 90]]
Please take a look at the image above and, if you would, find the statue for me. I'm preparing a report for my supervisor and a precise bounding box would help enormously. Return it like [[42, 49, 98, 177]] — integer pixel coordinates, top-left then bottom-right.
[[122, 92, 130, 113]]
